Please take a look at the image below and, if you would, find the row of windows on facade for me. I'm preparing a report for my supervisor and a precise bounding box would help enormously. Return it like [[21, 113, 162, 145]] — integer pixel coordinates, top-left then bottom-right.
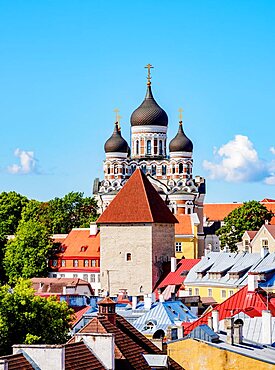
[[188, 287, 234, 298], [53, 273, 100, 283], [107, 163, 192, 176], [134, 139, 165, 156], [52, 259, 99, 267], [244, 239, 269, 252]]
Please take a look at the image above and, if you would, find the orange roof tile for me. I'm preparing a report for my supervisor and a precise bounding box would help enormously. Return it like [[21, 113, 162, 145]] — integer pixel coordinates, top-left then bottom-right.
[[175, 214, 193, 235], [204, 201, 275, 223], [97, 169, 178, 224], [60, 229, 100, 258]]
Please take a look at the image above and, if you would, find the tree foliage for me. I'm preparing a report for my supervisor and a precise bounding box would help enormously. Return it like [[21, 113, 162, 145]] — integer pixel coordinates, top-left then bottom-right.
[[0, 279, 74, 355], [4, 220, 53, 283], [21, 191, 98, 234], [0, 191, 29, 236], [217, 200, 273, 251]]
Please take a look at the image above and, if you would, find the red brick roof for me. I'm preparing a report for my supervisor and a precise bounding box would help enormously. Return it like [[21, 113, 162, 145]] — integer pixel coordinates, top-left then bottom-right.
[[184, 285, 275, 334], [65, 341, 105, 369], [61, 229, 100, 258], [246, 231, 257, 240], [157, 259, 200, 289], [0, 353, 34, 369], [78, 314, 183, 370], [204, 201, 275, 224], [175, 215, 193, 235], [265, 224, 275, 238], [97, 169, 178, 224]]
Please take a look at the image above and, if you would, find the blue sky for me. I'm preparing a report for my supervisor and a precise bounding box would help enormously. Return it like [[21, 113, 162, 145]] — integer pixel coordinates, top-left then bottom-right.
[[0, 0, 274, 202]]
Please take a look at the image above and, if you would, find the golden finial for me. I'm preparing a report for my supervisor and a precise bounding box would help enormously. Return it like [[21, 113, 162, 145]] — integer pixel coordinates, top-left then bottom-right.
[[144, 63, 154, 85], [114, 108, 119, 122], [117, 114, 122, 131], [178, 107, 184, 123]]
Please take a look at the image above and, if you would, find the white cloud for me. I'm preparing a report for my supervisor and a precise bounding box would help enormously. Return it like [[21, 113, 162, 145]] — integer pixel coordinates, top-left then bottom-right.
[[8, 148, 38, 174], [270, 146, 275, 155], [203, 135, 273, 184]]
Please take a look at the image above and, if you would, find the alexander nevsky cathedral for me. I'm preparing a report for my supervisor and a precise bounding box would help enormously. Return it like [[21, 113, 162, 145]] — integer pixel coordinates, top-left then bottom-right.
[[93, 65, 206, 252]]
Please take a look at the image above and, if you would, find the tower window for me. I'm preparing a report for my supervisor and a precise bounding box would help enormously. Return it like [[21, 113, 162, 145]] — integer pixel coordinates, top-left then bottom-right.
[[159, 141, 163, 155], [179, 163, 183, 174], [147, 140, 152, 155], [141, 165, 146, 174], [107, 166, 110, 174], [126, 253, 132, 261], [175, 242, 182, 252], [136, 140, 139, 155], [162, 165, 167, 175], [151, 165, 156, 176]]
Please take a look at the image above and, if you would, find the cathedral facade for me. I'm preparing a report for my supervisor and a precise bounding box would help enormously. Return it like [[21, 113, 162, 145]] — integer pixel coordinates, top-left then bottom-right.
[[93, 66, 206, 256]]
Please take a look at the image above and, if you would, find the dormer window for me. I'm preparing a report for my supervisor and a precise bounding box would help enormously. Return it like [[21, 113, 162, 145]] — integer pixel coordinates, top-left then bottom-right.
[[144, 320, 156, 331], [80, 246, 88, 252]]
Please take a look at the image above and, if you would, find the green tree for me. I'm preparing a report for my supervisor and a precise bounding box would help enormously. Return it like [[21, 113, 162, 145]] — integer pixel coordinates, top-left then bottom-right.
[[217, 200, 273, 251], [21, 192, 98, 234], [0, 279, 73, 355], [3, 220, 52, 283], [0, 191, 29, 236]]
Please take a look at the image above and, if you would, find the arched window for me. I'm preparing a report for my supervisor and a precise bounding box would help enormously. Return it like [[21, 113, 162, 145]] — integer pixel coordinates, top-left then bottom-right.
[[141, 165, 146, 174], [179, 163, 183, 174], [126, 253, 132, 261], [131, 164, 136, 174], [153, 329, 165, 339], [136, 140, 139, 155], [151, 165, 156, 176], [147, 140, 152, 155], [162, 165, 167, 175], [107, 165, 110, 174], [159, 141, 163, 155]]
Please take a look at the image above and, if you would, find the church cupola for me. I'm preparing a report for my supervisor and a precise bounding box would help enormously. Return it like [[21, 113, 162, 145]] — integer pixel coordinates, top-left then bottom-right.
[[131, 64, 168, 159], [169, 111, 193, 158], [104, 122, 129, 158]]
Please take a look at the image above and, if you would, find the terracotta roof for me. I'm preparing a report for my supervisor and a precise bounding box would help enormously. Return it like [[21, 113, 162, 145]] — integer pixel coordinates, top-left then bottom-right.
[[61, 229, 100, 258], [78, 314, 183, 370], [246, 231, 257, 240], [157, 259, 200, 289], [97, 169, 178, 224], [72, 305, 92, 325], [65, 341, 105, 369], [98, 297, 116, 305], [261, 198, 275, 202], [0, 353, 34, 369], [265, 224, 275, 238], [184, 285, 275, 334], [175, 215, 193, 235], [204, 201, 275, 223], [31, 277, 92, 294]]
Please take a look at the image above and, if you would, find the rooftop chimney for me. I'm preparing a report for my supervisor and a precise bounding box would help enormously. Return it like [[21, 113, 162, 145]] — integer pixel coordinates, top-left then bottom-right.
[[224, 318, 234, 345], [212, 310, 219, 333], [132, 296, 137, 310], [262, 310, 272, 345], [171, 257, 177, 272], [90, 222, 98, 236], [144, 294, 152, 310], [247, 273, 259, 292]]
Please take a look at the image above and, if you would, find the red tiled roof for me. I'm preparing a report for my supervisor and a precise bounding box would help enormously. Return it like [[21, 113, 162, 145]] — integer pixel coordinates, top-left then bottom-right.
[[261, 198, 275, 202], [72, 305, 92, 325], [97, 169, 178, 224], [265, 224, 275, 238], [61, 229, 100, 258], [65, 341, 105, 369], [78, 314, 183, 370], [183, 285, 275, 334], [0, 353, 34, 369], [175, 215, 193, 235], [204, 201, 275, 223], [246, 231, 257, 240], [157, 259, 200, 289]]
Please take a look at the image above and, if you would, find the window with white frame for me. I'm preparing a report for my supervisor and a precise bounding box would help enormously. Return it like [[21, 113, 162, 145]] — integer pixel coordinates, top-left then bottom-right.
[[221, 290, 226, 299], [208, 288, 213, 297], [84, 259, 89, 267], [262, 239, 269, 249], [244, 239, 249, 252], [61, 260, 66, 267], [73, 274, 78, 278], [83, 274, 88, 281], [229, 290, 234, 297], [195, 288, 199, 296], [188, 288, 192, 296], [90, 274, 95, 283], [91, 260, 96, 267], [73, 260, 78, 267], [175, 242, 182, 252]]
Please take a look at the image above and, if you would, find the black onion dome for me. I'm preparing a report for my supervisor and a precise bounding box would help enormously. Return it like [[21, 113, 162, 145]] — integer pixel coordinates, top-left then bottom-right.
[[130, 85, 168, 127], [104, 123, 129, 153], [169, 122, 193, 152]]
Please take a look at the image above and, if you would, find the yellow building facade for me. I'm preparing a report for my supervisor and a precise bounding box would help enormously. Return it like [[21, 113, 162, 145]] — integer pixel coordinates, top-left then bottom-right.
[[175, 214, 199, 259], [185, 285, 238, 303], [167, 338, 274, 370]]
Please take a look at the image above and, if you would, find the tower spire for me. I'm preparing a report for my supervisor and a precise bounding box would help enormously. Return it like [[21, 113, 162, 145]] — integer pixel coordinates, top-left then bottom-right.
[[178, 107, 184, 123], [144, 63, 154, 86], [114, 108, 121, 131]]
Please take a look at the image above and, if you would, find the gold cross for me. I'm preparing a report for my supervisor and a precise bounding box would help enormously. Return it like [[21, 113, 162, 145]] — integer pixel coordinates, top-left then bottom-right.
[[114, 108, 119, 122], [117, 114, 122, 130], [179, 107, 184, 121], [144, 64, 154, 85]]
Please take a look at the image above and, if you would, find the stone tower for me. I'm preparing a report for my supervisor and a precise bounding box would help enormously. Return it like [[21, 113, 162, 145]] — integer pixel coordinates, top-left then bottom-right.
[[96, 168, 178, 296]]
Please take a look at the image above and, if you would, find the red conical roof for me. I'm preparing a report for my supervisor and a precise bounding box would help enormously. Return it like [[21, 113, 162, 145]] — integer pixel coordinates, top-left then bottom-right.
[[97, 169, 178, 224]]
